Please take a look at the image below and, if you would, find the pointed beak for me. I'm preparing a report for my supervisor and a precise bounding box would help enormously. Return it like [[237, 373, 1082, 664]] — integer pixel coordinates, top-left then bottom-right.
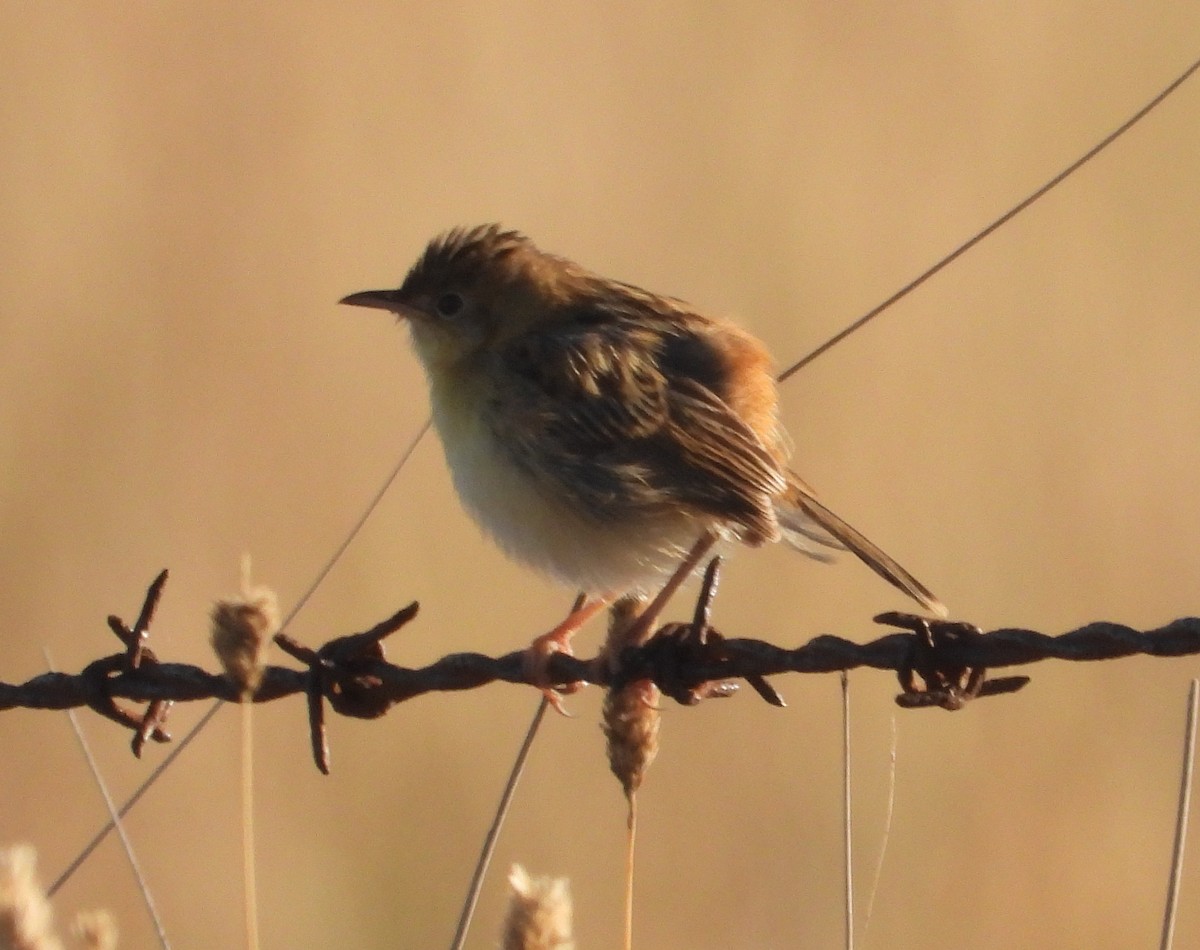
[[339, 288, 413, 315]]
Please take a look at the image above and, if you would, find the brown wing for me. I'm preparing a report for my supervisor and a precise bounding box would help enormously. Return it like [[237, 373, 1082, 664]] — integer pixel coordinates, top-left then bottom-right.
[[493, 323, 785, 542], [779, 476, 947, 617], [663, 377, 786, 543]]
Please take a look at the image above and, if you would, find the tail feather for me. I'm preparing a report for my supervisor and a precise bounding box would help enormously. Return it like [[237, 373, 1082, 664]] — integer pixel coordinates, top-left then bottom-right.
[[777, 480, 947, 618]]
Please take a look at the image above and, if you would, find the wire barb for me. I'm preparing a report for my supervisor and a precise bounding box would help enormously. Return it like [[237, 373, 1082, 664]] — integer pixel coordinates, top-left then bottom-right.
[[273, 601, 419, 772], [82, 571, 176, 755], [882, 611, 1031, 710]]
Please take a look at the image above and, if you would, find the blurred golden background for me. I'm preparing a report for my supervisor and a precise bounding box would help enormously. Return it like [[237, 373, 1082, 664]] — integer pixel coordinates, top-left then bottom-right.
[[3, 3, 1200, 947]]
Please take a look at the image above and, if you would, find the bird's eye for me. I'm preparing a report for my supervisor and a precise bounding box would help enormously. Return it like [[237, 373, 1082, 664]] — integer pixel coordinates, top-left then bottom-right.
[[435, 292, 465, 318]]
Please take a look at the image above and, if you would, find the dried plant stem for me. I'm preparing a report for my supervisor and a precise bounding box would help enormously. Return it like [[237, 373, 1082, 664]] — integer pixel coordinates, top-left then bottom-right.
[[841, 671, 854, 950], [451, 696, 550, 950], [1160, 679, 1199, 950], [861, 715, 897, 944], [601, 594, 660, 950], [48, 647, 170, 948], [241, 703, 259, 950], [456, 590, 587, 949], [623, 795, 637, 950]]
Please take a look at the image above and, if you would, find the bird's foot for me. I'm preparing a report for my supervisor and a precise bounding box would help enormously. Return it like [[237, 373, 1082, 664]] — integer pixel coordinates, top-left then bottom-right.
[[523, 625, 586, 715]]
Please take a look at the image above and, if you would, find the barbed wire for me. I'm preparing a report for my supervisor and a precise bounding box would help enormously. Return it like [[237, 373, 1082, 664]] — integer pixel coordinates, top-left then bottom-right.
[[2, 570, 1199, 772]]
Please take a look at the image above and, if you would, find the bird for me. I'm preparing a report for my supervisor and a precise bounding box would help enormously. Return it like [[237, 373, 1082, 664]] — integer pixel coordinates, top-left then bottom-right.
[[341, 224, 944, 676]]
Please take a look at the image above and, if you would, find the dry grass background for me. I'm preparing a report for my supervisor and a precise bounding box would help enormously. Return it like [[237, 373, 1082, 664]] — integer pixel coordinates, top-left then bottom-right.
[[2, 3, 1199, 947]]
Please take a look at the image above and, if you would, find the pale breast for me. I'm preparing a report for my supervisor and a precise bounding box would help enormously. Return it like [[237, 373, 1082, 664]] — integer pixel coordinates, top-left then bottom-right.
[[430, 380, 709, 594]]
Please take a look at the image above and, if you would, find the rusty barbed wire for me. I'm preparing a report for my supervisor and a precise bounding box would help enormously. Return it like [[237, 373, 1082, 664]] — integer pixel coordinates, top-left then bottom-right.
[[2, 570, 1199, 771]]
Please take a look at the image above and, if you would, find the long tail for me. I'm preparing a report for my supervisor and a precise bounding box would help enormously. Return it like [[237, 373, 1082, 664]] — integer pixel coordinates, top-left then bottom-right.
[[777, 478, 947, 618]]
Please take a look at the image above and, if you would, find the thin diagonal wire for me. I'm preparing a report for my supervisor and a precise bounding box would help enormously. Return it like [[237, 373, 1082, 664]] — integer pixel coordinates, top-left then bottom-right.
[[279, 416, 432, 632], [48, 649, 170, 948], [777, 53, 1200, 383], [49, 418, 433, 895]]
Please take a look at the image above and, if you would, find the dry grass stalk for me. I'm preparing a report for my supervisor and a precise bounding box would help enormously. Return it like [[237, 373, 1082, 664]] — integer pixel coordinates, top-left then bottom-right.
[[601, 596, 661, 805], [209, 561, 279, 699], [601, 595, 661, 950]]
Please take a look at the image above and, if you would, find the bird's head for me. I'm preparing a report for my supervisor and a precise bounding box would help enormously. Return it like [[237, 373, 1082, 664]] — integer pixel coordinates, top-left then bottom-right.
[[340, 224, 575, 372]]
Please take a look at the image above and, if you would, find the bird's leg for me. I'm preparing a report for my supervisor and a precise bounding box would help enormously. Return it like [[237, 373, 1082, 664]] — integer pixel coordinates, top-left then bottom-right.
[[524, 530, 717, 710], [532, 593, 614, 656], [525, 592, 616, 710], [619, 529, 719, 648]]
